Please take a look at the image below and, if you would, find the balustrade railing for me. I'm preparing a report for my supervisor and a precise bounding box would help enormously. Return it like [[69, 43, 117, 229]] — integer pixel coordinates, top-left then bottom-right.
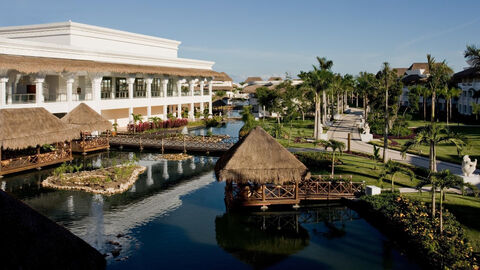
[[116, 91, 129, 99], [134, 91, 146, 98], [151, 90, 163, 97], [9, 94, 36, 104], [44, 93, 67, 102]]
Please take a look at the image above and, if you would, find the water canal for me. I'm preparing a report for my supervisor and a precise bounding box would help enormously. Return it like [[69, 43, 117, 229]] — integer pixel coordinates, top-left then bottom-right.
[[0, 121, 420, 269]]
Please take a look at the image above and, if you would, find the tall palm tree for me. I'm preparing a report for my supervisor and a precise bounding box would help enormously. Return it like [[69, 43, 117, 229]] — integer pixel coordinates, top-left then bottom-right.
[[148, 116, 161, 129], [402, 125, 467, 216], [319, 139, 345, 176], [464, 44, 480, 70], [417, 170, 463, 231], [443, 86, 462, 125], [379, 160, 415, 192], [378, 62, 394, 163], [408, 85, 431, 121]]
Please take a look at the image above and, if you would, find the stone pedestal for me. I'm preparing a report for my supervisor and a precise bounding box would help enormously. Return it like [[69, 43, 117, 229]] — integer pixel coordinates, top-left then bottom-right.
[[360, 133, 373, 142], [366, 185, 381, 196], [461, 175, 480, 187], [333, 114, 342, 120], [318, 133, 328, 140]]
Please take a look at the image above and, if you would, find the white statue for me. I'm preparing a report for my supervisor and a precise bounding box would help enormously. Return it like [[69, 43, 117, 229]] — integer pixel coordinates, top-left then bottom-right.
[[362, 123, 370, 135], [462, 155, 477, 177]]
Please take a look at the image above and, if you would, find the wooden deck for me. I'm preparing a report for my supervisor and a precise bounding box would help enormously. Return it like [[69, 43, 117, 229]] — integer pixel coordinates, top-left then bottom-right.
[[0, 142, 73, 176], [225, 175, 364, 209], [109, 135, 238, 153]]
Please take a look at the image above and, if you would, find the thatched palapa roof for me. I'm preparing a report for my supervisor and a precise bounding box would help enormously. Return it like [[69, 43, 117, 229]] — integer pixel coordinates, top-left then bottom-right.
[[0, 54, 222, 78], [214, 72, 233, 82], [215, 126, 309, 184], [0, 108, 79, 150], [61, 103, 112, 132]]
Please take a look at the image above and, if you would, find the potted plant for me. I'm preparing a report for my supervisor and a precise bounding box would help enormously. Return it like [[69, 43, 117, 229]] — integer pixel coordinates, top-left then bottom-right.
[[112, 122, 118, 136]]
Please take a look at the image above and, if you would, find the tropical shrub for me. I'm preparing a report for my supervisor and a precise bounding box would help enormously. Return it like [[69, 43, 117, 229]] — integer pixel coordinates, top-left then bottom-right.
[[127, 118, 188, 132], [360, 194, 475, 269]]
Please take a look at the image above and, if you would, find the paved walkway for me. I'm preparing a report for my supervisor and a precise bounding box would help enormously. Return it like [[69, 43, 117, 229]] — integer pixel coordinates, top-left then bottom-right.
[[323, 108, 464, 175]]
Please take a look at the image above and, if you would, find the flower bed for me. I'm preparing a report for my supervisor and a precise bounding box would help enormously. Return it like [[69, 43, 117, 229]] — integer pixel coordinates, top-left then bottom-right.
[[351, 193, 476, 269], [128, 118, 188, 133], [42, 164, 146, 195]]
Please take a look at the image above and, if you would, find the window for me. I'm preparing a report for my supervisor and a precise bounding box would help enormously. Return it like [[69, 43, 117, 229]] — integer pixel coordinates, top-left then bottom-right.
[[152, 78, 161, 97], [115, 78, 128, 98]]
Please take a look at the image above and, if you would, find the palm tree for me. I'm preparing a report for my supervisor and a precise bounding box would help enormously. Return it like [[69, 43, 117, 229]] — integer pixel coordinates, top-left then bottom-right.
[[379, 160, 415, 192], [418, 170, 463, 231], [472, 102, 480, 121], [464, 44, 480, 70], [378, 62, 394, 163], [402, 125, 467, 216], [372, 144, 380, 170], [131, 113, 143, 133], [319, 139, 345, 176], [149, 116, 161, 129], [444, 86, 462, 125]]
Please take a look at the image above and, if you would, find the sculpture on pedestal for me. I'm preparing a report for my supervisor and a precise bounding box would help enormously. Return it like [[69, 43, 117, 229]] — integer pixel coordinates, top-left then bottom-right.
[[362, 123, 370, 135], [462, 155, 477, 177]]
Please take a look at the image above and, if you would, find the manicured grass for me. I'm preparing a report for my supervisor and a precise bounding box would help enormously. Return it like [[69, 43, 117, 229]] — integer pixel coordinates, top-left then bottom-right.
[[406, 120, 466, 128], [370, 126, 480, 165], [404, 192, 480, 252], [298, 152, 420, 189], [260, 118, 321, 148]]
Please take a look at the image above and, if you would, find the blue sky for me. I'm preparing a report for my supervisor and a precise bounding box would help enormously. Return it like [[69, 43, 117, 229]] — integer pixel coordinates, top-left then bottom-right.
[[2, 0, 479, 82]]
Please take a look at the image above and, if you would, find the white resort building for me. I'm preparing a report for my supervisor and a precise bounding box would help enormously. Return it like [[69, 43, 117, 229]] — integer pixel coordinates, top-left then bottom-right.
[[0, 21, 224, 126]]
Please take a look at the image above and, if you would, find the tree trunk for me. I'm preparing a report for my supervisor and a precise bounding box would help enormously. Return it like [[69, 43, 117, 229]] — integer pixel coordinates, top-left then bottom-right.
[[314, 93, 320, 140], [331, 151, 335, 176], [431, 187, 436, 218], [337, 94, 340, 115], [446, 99, 449, 126], [322, 90, 327, 124], [383, 82, 389, 163], [391, 175, 395, 192], [440, 188, 444, 233], [423, 96, 427, 121], [356, 93, 359, 107]]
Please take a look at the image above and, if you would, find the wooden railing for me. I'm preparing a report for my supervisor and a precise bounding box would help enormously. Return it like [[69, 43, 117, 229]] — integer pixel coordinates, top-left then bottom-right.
[[72, 136, 109, 153], [225, 175, 364, 207], [0, 142, 72, 175]]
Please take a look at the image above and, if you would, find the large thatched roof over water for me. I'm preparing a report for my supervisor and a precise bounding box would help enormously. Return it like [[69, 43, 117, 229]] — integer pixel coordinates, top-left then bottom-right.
[[215, 126, 309, 184], [61, 103, 112, 132], [0, 107, 79, 149], [0, 54, 223, 79]]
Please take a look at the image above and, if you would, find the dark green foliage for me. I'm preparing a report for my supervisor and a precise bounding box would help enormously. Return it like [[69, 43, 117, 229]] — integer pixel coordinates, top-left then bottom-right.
[[361, 194, 475, 269]]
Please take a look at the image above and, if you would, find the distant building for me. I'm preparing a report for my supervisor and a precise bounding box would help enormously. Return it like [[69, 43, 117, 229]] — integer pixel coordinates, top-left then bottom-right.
[[452, 67, 480, 116]]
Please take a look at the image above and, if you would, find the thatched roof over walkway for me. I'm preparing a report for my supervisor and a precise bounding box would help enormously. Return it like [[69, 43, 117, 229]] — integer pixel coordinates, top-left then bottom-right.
[[0, 107, 79, 149], [0, 190, 105, 269], [215, 126, 309, 184], [61, 103, 112, 132], [0, 54, 223, 79]]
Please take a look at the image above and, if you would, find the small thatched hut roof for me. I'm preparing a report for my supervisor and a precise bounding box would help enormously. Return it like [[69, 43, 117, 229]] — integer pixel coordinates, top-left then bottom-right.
[[244, 77, 263, 83], [0, 108, 79, 150], [61, 103, 112, 132], [0, 190, 106, 269], [215, 126, 309, 184], [214, 72, 233, 82]]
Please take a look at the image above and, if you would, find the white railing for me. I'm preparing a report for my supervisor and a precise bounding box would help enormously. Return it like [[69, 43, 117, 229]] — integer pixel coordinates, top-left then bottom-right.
[[9, 94, 36, 104]]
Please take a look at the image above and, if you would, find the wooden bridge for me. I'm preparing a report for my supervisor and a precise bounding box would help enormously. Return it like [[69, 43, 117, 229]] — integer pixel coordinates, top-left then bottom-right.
[[109, 135, 239, 153], [225, 175, 364, 209]]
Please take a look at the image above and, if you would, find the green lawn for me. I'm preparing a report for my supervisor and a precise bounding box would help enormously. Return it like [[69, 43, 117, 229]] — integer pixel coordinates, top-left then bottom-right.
[[297, 152, 420, 189], [406, 120, 466, 128], [259, 119, 322, 148], [370, 126, 480, 165], [404, 192, 480, 252]]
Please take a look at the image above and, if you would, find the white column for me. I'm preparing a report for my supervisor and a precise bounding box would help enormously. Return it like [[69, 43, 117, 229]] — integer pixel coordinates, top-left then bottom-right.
[[34, 77, 45, 105], [91, 76, 103, 101], [111, 78, 116, 99], [0, 77, 8, 107], [7, 74, 20, 105], [199, 80, 205, 96], [129, 107, 133, 122], [189, 103, 194, 120], [127, 77, 135, 99], [200, 102, 205, 119], [162, 78, 168, 97], [162, 105, 168, 120], [145, 78, 153, 99], [147, 106, 151, 118], [208, 79, 213, 96], [176, 79, 182, 97], [208, 101, 212, 118], [177, 104, 182, 118], [66, 77, 74, 103], [189, 79, 195, 96]]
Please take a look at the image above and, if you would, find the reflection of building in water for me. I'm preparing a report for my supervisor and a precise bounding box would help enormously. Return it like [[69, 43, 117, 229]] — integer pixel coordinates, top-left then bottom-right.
[[162, 160, 169, 179], [215, 206, 358, 269], [85, 194, 105, 251], [147, 164, 153, 186], [190, 157, 196, 170], [67, 195, 74, 215], [177, 160, 183, 174]]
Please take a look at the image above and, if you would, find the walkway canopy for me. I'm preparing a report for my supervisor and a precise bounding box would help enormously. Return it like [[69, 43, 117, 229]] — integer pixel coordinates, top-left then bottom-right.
[[0, 107, 78, 150], [61, 103, 112, 132], [215, 126, 309, 185]]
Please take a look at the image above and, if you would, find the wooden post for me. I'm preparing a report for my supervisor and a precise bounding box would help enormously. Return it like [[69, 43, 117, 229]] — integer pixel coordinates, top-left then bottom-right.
[[0, 146, 2, 176], [36, 146, 40, 164], [161, 138, 164, 154], [262, 184, 266, 202], [347, 133, 351, 152]]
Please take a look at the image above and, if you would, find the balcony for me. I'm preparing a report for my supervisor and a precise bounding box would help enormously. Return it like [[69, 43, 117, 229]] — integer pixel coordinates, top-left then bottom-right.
[[9, 94, 36, 104]]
